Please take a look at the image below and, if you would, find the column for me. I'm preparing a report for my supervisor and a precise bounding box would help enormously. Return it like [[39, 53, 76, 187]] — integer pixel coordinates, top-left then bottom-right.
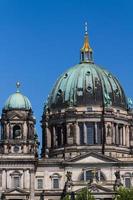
[[126, 126, 130, 147], [120, 127, 123, 145], [75, 122, 80, 145], [46, 126, 51, 148], [98, 170, 101, 181], [66, 124, 70, 144], [123, 126, 126, 146], [5, 170, 7, 189], [3, 122, 7, 139], [0, 170, 2, 189], [112, 123, 115, 144], [83, 170, 86, 181], [61, 128, 64, 146], [25, 169, 30, 189], [6, 123, 9, 139], [23, 170, 26, 189], [105, 123, 109, 144], [30, 169, 35, 200], [94, 122, 97, 144], [10, 124, 13, 139], [115, 124, 119, 144], [105, 123, 107, 137], [84, 123, 87, 144], [2, 169, 7, 190], [73, 123, 77, 144], [53, 126, 56, 147], [23, 122, 27, 140]]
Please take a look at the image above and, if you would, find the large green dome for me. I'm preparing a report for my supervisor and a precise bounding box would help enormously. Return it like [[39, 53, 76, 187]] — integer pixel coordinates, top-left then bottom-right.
[[46, 28, 128, 111], [4, 90, 32, 110], [47, 63, 127, 110]]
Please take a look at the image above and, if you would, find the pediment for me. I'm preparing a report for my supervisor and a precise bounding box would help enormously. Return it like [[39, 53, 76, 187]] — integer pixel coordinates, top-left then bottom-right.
[[4, 187, 29, 195], [89, 184, 113, 193], [12, 116, 21, 120], [7, 112, 25, 120], [65, 152, 119, 164], [76, 184, 113, 193]]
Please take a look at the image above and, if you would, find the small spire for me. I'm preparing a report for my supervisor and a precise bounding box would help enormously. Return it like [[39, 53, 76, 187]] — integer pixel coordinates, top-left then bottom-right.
[[16, 81, 20, 92], [80, 22, 93, 63]]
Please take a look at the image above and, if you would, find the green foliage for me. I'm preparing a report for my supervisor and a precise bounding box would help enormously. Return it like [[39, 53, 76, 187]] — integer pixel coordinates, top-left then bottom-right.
[[63, 194, 70, 200], [75, 188, 95, 200], [62, 188, 95, 200], [114, 186, 133, 200]]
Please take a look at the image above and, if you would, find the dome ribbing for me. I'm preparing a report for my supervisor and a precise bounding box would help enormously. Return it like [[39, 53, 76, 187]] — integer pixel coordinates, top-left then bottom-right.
[[47, 63, 127, 110]]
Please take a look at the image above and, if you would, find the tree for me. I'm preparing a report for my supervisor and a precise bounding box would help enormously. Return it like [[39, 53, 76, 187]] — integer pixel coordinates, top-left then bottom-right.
[[114, 187, 133, 200], [75, 188, 95, 200], [62, 188, 95, 200], [63, 194, 70, 200]]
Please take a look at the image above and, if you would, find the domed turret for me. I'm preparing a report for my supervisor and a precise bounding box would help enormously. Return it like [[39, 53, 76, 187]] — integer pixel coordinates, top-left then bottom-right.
[[4, 82, 32, 110], [1, 82, 38, 157]]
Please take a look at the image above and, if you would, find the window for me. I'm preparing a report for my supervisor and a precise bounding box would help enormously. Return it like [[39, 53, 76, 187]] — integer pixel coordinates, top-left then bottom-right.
[[50, 173, 61, 189], [83, 169, 105, 183], [11, 171, 22, 189], [86, 170, 93, 182], [107, 124, 112, 137], [125, 178, 131, 188], [13, 176, 20, 188], [13, 125, 21, 139], [86, 123, 94, 145], [124, 173, 132, 188], [37, 179, 43, 189], [97, 123, 102, 144], [53, 178, 59, 189], [96, 170, 105, 182], [69, 124, 74, 137], [56, 126, 62, 147]]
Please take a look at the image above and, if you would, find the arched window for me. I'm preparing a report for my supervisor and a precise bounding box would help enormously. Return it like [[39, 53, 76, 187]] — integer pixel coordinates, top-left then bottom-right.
[[10, 171, 22, 188], [13, 125, 21, 139], [50, 173, 62, 189], [124, 173, 131, 188], [125, 178, 131, 188]]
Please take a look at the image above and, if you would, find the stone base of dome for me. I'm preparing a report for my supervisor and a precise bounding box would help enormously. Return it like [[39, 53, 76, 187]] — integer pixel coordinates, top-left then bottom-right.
[[42, 99, 133, 162], [47, 145, 132, 160]]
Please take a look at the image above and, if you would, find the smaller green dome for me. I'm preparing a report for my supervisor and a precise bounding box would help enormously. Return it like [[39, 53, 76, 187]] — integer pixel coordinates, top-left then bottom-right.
[[4, 91, 32, 110]]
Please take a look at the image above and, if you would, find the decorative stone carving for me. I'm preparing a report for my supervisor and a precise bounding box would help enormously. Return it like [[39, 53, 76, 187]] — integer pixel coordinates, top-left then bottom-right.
[[114, 170, 123, 191], [66, 171, 72, 182], [65, 171, 72, 192]]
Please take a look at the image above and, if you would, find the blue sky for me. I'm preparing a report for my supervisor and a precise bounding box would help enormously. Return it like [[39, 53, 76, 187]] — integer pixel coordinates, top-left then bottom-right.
[[0, 0, 133, 152]]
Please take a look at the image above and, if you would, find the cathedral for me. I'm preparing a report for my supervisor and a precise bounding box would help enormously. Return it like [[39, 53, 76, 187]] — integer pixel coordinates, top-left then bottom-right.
[[0, 24, 132, 200]]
